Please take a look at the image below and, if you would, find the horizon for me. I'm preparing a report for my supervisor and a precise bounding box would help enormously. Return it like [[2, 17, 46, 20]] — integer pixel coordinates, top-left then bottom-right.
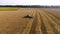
[[0, 0, 60, 6]]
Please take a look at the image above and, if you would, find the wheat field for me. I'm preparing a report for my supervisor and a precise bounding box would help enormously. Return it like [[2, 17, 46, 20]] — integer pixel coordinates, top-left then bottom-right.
[[0, 8, 59, 34]]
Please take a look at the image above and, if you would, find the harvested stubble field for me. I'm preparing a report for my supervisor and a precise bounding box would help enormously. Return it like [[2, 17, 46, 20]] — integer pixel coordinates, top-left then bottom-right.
[[42, 8, 60, 19], [0, 8, 60, 34]]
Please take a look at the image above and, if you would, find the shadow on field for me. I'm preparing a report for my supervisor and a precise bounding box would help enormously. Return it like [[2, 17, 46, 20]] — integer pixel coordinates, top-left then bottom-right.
[[23, 15, 33, 19]]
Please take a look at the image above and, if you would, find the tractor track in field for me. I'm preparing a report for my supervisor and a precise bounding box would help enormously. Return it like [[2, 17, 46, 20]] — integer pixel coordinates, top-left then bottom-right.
[[49, 21, 60, 34], [29, 9, 60, 34], [43, 10, 60, 25], [43, 11, 60, 34], [40, 10, 60, 34], [39, 12, 48, 34], [29, 11, 37, 34]]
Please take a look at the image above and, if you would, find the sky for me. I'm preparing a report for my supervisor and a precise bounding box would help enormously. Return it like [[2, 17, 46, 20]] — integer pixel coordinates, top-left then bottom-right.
[[0, 0, 60, 6]]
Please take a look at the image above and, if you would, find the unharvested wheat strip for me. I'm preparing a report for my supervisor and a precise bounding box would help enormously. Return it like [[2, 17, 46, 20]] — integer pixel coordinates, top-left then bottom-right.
[[42, 11, 60, 33], [39, 10, 54, 34], [35, 11, 43, 34], [22, 10, 36, 34]]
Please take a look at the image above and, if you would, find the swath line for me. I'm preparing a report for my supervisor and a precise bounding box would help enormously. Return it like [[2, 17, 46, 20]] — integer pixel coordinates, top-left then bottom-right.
[[21, 9, 36, 34], [29, 11, 37, 34], [41, 10, 60, 34], [43, 10, 60, 25], [38, 9, 54, 34], [39, 12, 48, 34]]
